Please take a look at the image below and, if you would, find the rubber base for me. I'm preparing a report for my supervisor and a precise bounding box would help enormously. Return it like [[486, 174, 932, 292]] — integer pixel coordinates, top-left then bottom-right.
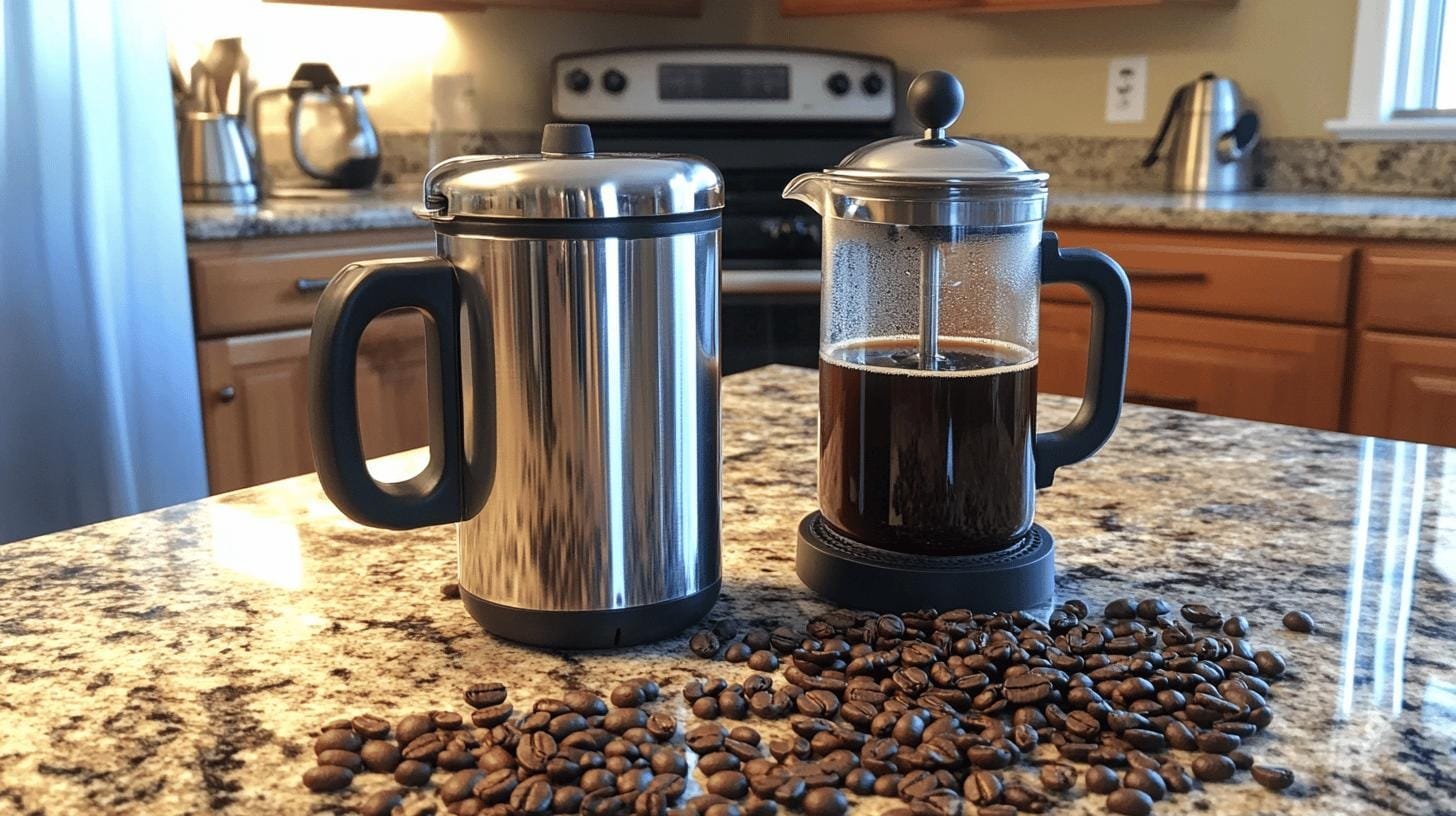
[[796, 513, 1055, 613], [461, 582, 720, 650]]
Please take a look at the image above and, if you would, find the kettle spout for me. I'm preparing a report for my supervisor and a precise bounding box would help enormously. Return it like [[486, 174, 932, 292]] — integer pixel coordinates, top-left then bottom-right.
[[781, 172, 828, 214]]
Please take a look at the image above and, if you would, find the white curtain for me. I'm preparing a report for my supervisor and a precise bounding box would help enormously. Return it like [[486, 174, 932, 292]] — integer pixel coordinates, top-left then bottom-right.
[[0, 0, 207, 542]]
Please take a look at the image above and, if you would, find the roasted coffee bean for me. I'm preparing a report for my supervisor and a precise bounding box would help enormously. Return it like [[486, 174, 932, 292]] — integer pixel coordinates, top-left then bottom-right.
[[707, 771, 749, 799], [617, 767, 655, 794], [517, 732, 558, 772], [690, 631, 723, 659], [1228, 749, 1256, 771], [1282, 611, 1314, 633], [302, 764, 352, 792], [1253, 649, 1287, 677], [770, 627, 801, 654], [1003, 673, 1054, 705], [1057, 742, 1096, 762], [393, 759, 433, 787], [611, 683, 647, 709], [725, 643, 754, 663], [1001, 784, 1049, 813], [1123, 768, 1166, 801], [1104, 598, 1137, 619], [1085, 765, 1120, 794], [802, 787, 848, 816], [1251, 764, 1295, 790], [699, 751, 741, 776], [358, 788, 405, 816], [748, 651, 780, 672], [431, 710, 463, 731], [1221, 616, 1249, 637], [1106, 787, 1154, 816], [469, 702, 512, 729], [1136, 598, 1170, 620], [604, 707, 648, 734], [719, 691, 750, 721], [1064, 710, 1101, 740], [315, 728, 363, 755], [1164, 720, 1197, 750], [1195, 730, 1240, 754], [553, 785, 587, 813], [964, 770, 1003, 805], [796, 689, 840, 719], [464, 682, 508, 709], [438, 748, 475, 771], [1192, 753, 1237, 782], [874, 773, 904, 798], [686, 723, 727, 754], [692, 696, 721, 720], [1039, 763, 1076, 792], [350, 714, 390, 740], [356, 739, 400, 773], [402, 732, 447, 763], [1180, 604, 1221, 626], [1158, 761, 1194, 794], [966, 744, 1012, 770], [441, 769, 486, 803], [563, 691, 608, 718], [839, 767, 873, 795]]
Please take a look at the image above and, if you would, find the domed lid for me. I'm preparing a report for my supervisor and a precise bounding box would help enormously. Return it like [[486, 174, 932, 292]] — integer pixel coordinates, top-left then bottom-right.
[[823, 71, 1047, 190], [417, 123, 723, 221]]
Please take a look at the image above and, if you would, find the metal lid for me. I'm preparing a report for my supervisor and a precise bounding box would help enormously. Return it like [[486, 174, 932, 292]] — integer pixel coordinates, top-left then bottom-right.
[[418, 123, 723, 221]]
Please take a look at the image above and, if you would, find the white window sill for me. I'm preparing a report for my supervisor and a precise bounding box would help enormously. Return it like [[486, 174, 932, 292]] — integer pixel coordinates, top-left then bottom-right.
[[1326, 117, 1456, 140]]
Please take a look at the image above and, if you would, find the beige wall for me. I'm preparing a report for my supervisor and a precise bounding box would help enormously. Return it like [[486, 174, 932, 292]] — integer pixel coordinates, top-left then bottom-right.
[[171, 0, 1358, 139]]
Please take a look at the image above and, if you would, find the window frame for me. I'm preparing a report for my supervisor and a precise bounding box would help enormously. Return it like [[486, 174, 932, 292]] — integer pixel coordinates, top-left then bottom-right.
[[1328, 0, 1456, 139]]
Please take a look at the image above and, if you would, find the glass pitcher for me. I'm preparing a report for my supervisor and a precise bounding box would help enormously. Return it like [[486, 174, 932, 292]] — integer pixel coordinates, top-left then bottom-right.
[[784, 71, 1132, 558]]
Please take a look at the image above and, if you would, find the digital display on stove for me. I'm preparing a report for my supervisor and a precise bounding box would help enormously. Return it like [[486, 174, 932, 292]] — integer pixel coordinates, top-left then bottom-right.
[[658, 64, 790, 100]]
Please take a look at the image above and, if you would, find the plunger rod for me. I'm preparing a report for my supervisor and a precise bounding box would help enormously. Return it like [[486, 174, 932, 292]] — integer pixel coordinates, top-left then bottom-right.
[[919, 244, 941, 369]]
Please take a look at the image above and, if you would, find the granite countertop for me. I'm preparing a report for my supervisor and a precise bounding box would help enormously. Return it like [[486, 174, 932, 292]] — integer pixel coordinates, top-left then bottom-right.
[[183, 185, 1456, 243], [2, 366, 1453, 815]]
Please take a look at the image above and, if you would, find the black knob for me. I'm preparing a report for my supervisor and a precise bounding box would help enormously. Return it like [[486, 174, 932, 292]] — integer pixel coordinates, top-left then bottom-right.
[[541, 123, 595, 155], [826, 72, 851, 96], [565, 68, 591, 93], [907, 70, 964, 132], [602, 69, 627, 94], [861, 72, 885, 96]]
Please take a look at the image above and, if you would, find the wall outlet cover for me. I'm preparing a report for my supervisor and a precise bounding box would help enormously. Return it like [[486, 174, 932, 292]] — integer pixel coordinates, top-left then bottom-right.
[[1106, 56, 1148, 124]]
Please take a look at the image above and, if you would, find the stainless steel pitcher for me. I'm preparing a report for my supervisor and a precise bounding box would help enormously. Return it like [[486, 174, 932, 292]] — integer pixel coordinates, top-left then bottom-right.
[[308, 124, 724, 648], [1142, 73, 1260, 193]]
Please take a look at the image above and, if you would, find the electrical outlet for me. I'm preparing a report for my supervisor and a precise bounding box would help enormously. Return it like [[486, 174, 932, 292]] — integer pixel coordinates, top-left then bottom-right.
[[1106, 56, 1148, 123]]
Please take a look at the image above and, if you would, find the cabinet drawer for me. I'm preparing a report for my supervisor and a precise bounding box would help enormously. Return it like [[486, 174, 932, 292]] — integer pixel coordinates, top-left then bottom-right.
[[1357, 246, 1456, 336], [1348, 331, 1456, 446], [190, 229, 435, 337], [1045, 227, 1354, 324], [1040, 303, 1347, 430]]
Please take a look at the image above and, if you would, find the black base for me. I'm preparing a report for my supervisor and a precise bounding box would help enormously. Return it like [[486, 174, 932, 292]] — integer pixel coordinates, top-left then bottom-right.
[[796, 513, 1055, 613], [461, 582, 720, 650]]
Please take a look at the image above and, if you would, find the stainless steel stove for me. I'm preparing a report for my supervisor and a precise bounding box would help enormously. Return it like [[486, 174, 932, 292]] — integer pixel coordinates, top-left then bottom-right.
[[553, 46, 896, 373]]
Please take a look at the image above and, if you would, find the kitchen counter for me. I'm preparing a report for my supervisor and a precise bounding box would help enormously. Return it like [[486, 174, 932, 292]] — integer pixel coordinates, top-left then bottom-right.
[[2, 366, 1453, 815], [184, 185, 1456, 243]]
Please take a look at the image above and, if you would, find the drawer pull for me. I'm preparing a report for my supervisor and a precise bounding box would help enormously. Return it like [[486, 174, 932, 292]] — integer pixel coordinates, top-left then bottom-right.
[[295, 277, 331, 294], [1127, 391, 1198, 411], [1126, 269, 1208, 284], [218, 385, 237, 403]]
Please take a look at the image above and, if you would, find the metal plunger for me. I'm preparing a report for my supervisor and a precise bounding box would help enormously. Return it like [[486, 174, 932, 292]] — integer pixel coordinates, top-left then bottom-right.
[[918, 244, 941, 369], [904, 70, 964, 371]]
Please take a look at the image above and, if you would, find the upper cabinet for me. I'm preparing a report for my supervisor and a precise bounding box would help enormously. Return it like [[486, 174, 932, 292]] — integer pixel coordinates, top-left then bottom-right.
[[781, 0, 1229, 14], [265, 0, 703, 15]]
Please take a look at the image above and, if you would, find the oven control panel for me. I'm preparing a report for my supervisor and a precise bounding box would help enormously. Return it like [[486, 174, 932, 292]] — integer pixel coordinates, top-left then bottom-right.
[[552, 47, 895, 122]]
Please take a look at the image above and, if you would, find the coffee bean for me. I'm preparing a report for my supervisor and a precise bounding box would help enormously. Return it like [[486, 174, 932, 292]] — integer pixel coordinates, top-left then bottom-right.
[[1251, 764, 1295, 790], [690, 630, 722, 659], [476, 767, 520, 804], [315, 728, 363, 755], [1104, 599, 1137, 619], [1123, 768, 1166, 801], [356, 739, 400, 773], [687, 724, 727, 754], [1180, 604, 1222, 626], [748, 651, 780, 672], [964, 770, 1003, 805], [1192, 753, 1237, 782], [464, 682, 508, 709], [466, 702, 511, 729], [393, 759, 432, 787], [1195, 730, 1240, 754], [438, 749, 475, 771], [605, 708, 649, 734], [554, 785, 587, 813], [402, 732, 447, 763], [431, 710, 463, 730], [1253, 649, 1287, 678], [707, 771, 749, 799], [1039, 763, 1076, 792], [1163, 720, 1197, 751], [358, 788, 404, 816], [316, 748, 363, 773], [442, 768, 486, 803], [1228, 749, 1255, 770], [838, 767, 872, 795], [1136, 598, 1170, 620], [796, 689, 840, 719], [618, 767, 655, 794], [1085, 765, 1120, 794], [693, 696, 721, 720], [581, 768, 618, 793], [725, 643, 754, 663], [802, 787, 848, 816], [1002, 784, 1048, 812], [1107, 787, 1153, 816], [1003, 673, 1054, 705], [301, 764, 352, 792], [719, 691, 750, 721], [699, 752, 741, 776], [517, 731, 558, 772], [1282, 611, 1314, 633], [1064, 710, 1101, 740], [1158, 761, 1193, 793], [349, 714, 390, 740], [769, 627, 800, 654], [611, 683, 647, 709]]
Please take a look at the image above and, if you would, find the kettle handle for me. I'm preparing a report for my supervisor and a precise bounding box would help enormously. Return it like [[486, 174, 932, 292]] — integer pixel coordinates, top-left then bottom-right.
[[308, 257, 465, 529], [1034, 233, 1131, 489], [1141, 84, 1188, 168]]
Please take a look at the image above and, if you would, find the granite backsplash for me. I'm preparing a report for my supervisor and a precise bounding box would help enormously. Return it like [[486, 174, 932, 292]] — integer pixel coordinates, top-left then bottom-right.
[[262, 128, 1456, 197]]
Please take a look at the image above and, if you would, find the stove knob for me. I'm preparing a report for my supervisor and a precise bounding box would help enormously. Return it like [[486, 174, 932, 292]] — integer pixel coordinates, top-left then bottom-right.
[[861, 72, 885, 96], [603, 69, 628, 94], [826, 72, 851, 96], [565, 68, 591, 94]]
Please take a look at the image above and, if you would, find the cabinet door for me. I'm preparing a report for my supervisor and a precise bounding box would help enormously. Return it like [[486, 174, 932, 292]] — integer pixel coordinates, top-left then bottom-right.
[[781, 0, 963, 14], [1348, 332, 1456, 446], [1040, 304, 1347, 430], [196, 312, 430, 494]]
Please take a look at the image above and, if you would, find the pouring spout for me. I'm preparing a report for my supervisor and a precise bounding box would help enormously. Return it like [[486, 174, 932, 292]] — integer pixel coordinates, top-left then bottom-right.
[[781, 172, 829, 214]]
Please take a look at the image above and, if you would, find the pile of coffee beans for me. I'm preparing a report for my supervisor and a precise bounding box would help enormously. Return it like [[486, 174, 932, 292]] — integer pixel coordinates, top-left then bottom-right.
[[302, 598, 1306, 815]]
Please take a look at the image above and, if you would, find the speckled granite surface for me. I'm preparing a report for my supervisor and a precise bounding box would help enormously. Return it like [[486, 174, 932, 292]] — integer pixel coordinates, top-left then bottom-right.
[[2, 366, 1452, 815]]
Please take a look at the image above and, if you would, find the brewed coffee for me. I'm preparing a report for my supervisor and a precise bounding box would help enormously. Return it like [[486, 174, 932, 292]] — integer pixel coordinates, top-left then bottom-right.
[[819, 336, 1036, 554]]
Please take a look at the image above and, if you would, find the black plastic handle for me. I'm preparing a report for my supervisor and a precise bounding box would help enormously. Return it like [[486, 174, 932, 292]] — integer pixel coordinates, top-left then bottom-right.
[[1035, 233, 1132, 489], [1141, 84, 1186, 168], [308, 257, 464, 529]]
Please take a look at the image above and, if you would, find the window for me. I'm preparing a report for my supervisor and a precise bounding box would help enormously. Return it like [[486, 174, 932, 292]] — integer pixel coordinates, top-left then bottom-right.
[[1329, 0, 1456, 138]]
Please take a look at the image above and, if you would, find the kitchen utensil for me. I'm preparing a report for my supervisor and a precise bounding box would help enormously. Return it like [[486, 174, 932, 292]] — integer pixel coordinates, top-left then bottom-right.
[[783, 70, 1131, 613], [177, 111, 258, 203], [307, 123, 724, 648], [1143, 73, 1260, 193], [251, 62, 380, 190]]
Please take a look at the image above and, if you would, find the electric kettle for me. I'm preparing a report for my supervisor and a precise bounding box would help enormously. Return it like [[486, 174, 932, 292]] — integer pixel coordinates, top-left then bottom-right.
[[1143, 73, 1260, 193], [251, 63, 381, 190], [307, 124, 724, 649]]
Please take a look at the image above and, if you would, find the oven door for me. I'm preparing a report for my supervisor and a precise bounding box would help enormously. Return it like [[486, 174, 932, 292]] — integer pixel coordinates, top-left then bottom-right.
[[721, 267, 820, 375]]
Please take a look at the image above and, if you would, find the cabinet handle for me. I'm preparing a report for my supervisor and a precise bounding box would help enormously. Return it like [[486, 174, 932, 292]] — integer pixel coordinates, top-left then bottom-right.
[[218, 385, 237, 403], [1126, 269, 1208, 284], [1127, 391, 1198, 411], [295, 277, 330, 294]]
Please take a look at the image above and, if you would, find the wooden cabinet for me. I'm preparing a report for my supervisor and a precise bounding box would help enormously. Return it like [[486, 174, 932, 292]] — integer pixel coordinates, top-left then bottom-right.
[[189, 229, 436, 494], [1041, 303, 1347, 430], [1356, 246, 1456, 336], [1348, 332, 1456, 447], [782, 0, 1224, 13], [266, 0, 703, 14]]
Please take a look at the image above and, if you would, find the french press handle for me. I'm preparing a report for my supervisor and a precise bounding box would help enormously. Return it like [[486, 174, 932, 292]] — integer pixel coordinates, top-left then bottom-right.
[[1034, 233, 1132, 488]]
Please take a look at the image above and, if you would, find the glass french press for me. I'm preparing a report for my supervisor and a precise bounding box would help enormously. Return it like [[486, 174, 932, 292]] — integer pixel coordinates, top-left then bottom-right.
[[784, 71, 1131, 613]]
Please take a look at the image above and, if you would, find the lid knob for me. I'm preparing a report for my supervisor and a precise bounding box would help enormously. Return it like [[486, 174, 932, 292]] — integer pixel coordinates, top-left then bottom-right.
[[541, 123, 595, 156], [907, 70, 964, 140]]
